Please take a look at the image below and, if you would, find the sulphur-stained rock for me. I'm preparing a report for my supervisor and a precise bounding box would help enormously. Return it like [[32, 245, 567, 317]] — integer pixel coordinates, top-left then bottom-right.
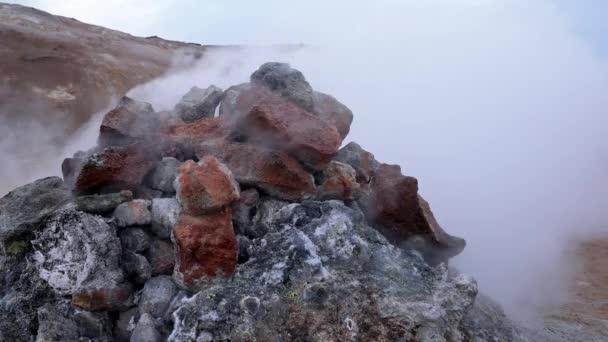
[[172, 210, 238, 288], [335, 142, 380, 183], [231, 188, 260, 236], [139, 275, 177, 318], [313, 91, 353, 140], [175, 157, 240, 215], [317, 161, 360, 201], [119, 227, 151, 253], [148, 157, 181, 193], [0, 176, 71, 250], [74, 144, 156, 194], [72, 282, 135, 312], [76, 190, 133, 214], [98, 96, 158, 147], [113, 199, 152, 227], [174, 85, 223, 122], [196, 139, 316, 201], [251, 62, 315, 112], [361, 163, 465, 261], [228, 85, 342, 170], [145, 238, 176, 276], [151, 198, 181, 239]]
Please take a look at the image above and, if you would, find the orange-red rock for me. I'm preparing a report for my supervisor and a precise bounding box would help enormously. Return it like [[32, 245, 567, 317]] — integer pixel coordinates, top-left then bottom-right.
[[74, 144, 155, 194], [72, 283, 134, 312], [159, 117, 227, 160], [98, 96, 158, 147], [175, 157, 240, 215], [172, 210, 237, 287], [229, 85, 342, 171], [334, 142, 380, 183], [196, 138, 316, 201], [317, 161, 360, 201]]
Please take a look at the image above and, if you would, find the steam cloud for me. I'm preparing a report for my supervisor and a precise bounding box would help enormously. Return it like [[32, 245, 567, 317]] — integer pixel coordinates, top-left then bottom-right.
[[5, 0, 608, 322]]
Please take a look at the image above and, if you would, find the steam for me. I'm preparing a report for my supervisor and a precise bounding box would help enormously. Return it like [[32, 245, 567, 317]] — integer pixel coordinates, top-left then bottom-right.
[[5, 0, 608, 322]]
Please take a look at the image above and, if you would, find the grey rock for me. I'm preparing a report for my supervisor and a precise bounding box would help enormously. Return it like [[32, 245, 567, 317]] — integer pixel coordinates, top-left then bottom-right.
[[31, 208, 124, 295], [312, 91, 354, 139], [98, 96, 158, 148], [248, 198, 289, 239], [0, 176, 71, 251], [145, 238, 176, 276], [139, 275, 177, 318], [237, 235, 251, 264], [119, 227, 151, 253], [218, 83, 251, 118], [122, 250, 152, 284], [148, 157, 180, 193], [174, 85, 223, 122], [114, 200, 152, 227], [133, 185, 164, 200], [76, 190, 133, 214], [114, 308, 138, 342], [73, 309, 113, 339], [150, 198, 180, 239], [231, 188, 259, 236], [335, 141, 380, 183], [35, 301, 113, 342], [250, 62, 315, 112], [131, 313, 161, 342]]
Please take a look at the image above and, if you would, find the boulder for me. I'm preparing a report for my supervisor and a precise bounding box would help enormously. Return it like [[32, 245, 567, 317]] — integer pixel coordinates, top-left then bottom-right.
[[131, 313, 161, 342], [175, 157, 240, 215], [227, 85, 341, 170], [174, 85, 223, 122], [172, 210, 238, 288], [138, 275, 177, 318], [334, 142, 380, 183], [113, 200, 152, 227], [122, 250, 152, 284], [160, 117, 227, 160], [71, 283, 135, 312], [0, 176, 71, 250], [312, 91, 353, 140], [147, 157, 180, 193], [74, 144, 156, 194], [196, 138, 316, 202], [231, 188, 259, 236], [76, 190, 133, 214], [119, 227, 151, 253], [98, 96, 158, 147], [250, 62, 315, 112], [360, 163, 466, 261], [317, 161, 361, 201], [145, 238, 176, 276], [218, 83, 251, 118], [151, 198, 181, 239]]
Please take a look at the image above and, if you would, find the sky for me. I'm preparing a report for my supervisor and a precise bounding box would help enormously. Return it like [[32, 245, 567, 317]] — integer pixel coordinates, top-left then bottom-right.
[[6, 0, 608, 321]]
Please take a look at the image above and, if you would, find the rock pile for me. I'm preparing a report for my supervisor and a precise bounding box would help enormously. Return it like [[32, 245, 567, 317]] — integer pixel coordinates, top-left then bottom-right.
[[0, 62, 513, 342]]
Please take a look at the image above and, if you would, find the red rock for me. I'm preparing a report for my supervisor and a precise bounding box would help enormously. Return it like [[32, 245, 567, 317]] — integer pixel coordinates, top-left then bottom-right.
[[98, 96, 158, 147], [159, 117, 227, 160], [175, 157, 240, 215], [335, 142, 380, 183], [196, 138, 316, 201], [313, 92, 353, 140], [172, 210, 237, 287], [72, 283, 134, 311], [74, 144, 155, 194], [317, 161, 360, 201], [361, 163, 465, 259], [229, 85, 342, 171]]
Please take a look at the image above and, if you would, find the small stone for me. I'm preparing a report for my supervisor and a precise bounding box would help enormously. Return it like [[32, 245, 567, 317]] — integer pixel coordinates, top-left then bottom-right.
[[114, 200, 152, 227], [113, 307, 138, 342], [145, 238, 176, 276], [119, 227, 151, 253], [76, 190, 133, 214], [139, 275, 177, 318], [312, 91, 353, 140], [150, 198, 181, 239], [148, 157, 180, 193], [334, 142, 380, 183], [72, 283, 134, 312], [231, 188, 259, 236], [237, 235, 251, 264], [174, 85, 223, 122], [250, 62, 315, 112], [130, 313, 161, 342], [133, 185, 164, 200], [317, 161, 360, 201], [122, 250, 152, 284], [73, 310, 113, 339]]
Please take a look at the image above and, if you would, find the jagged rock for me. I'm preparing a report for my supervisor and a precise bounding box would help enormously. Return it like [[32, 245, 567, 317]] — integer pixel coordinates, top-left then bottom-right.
[[461, 294, 516, 341], [227, 84, 341, 170], [250, 198, 289, 238], [218, 83, 251, 118], [139, 275, 177, 318], [35, 302, 80, 342], [148, 157, 181, 193], [317, 161, 360, 201], [31, 208, 124, 295], [168, 200, 478, 341], [0, 177, 71, 251], [174, 85, 223, 122], [237, 234, 252, 264], [133, 185, 164, 200], [113, 200, 152, 227], [160, 116, 227, 160], [335, 142, 380, 183], [131, 313, 162, 342], [175, 157, 240, 215], [62, 150, 88, 187], [360, 163, 466, 262], [71, 282, 135, 312], [98, 96, 158, 147], [145, 238, 176, 276], [76, 190, 133, 214], [231, 188, 259, 236], [74, 144, 156, 194], [313, 91, 353, 140], [196, 138, 316, 201], [122, 250, 152, 284], [172, 210, 237, 288], [119, 227, 151, 253], [113, 308, 138, 342], [73, 309, 114, 340], [251, 62, 315, 112], [150, 198, 181, 239]]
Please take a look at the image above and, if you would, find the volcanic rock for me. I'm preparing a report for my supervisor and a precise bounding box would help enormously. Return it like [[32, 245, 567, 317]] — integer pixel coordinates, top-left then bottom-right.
[[131, 313, 162, 342], [151, 198, 181, 239], [160, 116, 227, 160], [76, 190, 133, 214], [139, 275, 177, 318], [175, 157, 240, 215], [335, 142, 380, 183], [231, 188, 260, 236], [251, 62, 315, 112], [148, 157, 181, 193], [312, 91, 354, 140], [174, 85, 223, 122], [145, 238, 176, 276], [172, 210, 238, 288], [113, 199, 152, 227], [113, 308, 138, 342], [119, 227, 151, 253], [122, 250, 153, 284], [71, 282, 135, 312], [98, 96, 158, 147], [317, 161, 361, 201]]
